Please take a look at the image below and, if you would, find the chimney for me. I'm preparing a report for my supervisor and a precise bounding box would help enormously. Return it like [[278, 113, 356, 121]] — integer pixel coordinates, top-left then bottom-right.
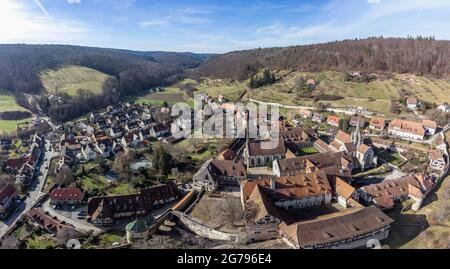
[[270, 178, 276, 190]]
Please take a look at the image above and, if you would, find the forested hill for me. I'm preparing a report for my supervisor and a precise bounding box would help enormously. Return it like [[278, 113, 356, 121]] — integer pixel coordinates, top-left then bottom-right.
[[195, 37, 450, 80], [0, 44, 212, 95]]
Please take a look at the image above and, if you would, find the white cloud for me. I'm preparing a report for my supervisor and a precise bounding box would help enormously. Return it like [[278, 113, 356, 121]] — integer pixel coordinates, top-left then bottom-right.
[[367, 0, 381, 4], [139, 20, 168, 28], [0, 0, 89, 43], [67, 0, 82, 4]]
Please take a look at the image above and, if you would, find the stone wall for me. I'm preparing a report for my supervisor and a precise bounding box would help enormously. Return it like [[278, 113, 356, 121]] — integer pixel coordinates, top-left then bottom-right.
[[172, 211, 241, 242]]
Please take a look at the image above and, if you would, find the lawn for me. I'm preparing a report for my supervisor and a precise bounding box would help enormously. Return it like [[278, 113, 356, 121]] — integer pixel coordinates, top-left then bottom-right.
[[106, 182, 136, 195], [193, 78, 248, 102], [26, 235, 58, 249], [247, 70, 450, 117], [378, 150, 408, 167], [40, 65, 111, 96], [134, 87, 194, 107], [98, 231, 124, 248], [0, 119, 31, 134], [0, 92, 29, 112], [81, 175, 108, 191], [298, 146, 318, 156]]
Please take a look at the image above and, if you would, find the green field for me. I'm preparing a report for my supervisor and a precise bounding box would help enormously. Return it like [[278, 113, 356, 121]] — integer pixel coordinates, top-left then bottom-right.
[[247, 70, 450, 116], [194, 78, 248, 102], [0, 92, 29, 112], [40, 65, 111, 96], [0, 119, 31, 134], [134, 87, 194, 107]]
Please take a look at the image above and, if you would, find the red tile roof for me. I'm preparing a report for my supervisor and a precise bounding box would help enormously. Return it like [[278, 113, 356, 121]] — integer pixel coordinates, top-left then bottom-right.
[[50, 188, 84, 201]]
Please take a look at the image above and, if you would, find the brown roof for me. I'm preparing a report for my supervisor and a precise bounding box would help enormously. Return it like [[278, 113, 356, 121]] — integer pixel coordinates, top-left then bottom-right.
[[276, 152, 354, 174], [407, 97, 418, 105], [369, 117, 386, 128], [248, 185, 283, 223], [279, 206, 394, 248], [27, 208, 76, 236], [334, 177, 355, 200], [248, 139, 286, 156], [50, 188, 84, 201], [327, 115, 340, 125], [335, 131, 352, 144], [88, 182, 179, 220], [429, 149, 443, 161], [388, 119, 425, 136], [246, 170, 333, 201], [0, 184, 18, 205], [357, 144, 370, 154], [211, 160, 247, 178], [422, 119, 437, 129]]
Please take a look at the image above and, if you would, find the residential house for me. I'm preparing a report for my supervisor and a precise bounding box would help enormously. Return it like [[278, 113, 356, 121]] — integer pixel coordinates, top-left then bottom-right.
[[0, 184, 19, 220], [121, 132, 141, 148], [193, 159, 247, 191], [358, 174, 434, 210], [429, 149, 446, 171], [350, 116, 366, 128], [149, 123, 170, 138], [27, 208, 78, 238], [388, 119, 426, 140], [437, 103, 450, 113], [50, 188, 84, 205], [422, 119, 437, 136], [312, 113, 324, 123], [407, 97, 419, 110], [369, 117, 386, 131], [329, 130, 352, 152], [298, 109, 312, 119], [326, 115, 340, 127]]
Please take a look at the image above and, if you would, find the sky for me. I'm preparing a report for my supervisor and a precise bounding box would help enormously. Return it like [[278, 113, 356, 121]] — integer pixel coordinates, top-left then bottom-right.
[[0, 0, 449, 53]]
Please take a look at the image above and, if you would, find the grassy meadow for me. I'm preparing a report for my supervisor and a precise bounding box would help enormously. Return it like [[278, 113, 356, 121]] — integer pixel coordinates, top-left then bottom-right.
[[40, 65, 111, 96]]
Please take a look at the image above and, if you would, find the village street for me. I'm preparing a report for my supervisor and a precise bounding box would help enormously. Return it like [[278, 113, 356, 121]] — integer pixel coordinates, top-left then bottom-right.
[[0, 137, 56, 239]]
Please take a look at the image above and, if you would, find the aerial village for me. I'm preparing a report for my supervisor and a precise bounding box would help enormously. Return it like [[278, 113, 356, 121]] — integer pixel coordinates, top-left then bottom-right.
[[0, 90, 448, 249]]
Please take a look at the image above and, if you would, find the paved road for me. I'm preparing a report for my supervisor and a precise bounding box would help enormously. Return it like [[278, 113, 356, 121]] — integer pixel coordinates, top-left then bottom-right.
[[0, 137, 55, 239], [40, 199, 102, 234]]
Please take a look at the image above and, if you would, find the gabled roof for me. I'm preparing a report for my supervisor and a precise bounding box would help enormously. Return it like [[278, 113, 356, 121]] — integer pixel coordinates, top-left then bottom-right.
[[50, 188, 84, 201], [279, 206, 393, 248], [248, 139, 286, 156], [334, 177, 355, 200], [335, 131, 352, 144], [0, 184, 18, 204]]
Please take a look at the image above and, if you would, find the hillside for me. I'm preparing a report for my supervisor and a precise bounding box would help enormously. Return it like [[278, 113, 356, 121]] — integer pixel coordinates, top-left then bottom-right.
[[0, 91, 33, 134], [195, 37, 450, 80], [40, 65, 112, 96], [0, 44, 210, 95]]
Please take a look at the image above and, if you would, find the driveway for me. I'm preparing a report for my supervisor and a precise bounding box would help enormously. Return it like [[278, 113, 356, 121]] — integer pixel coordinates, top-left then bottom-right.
[[40, 199, 102, 235]]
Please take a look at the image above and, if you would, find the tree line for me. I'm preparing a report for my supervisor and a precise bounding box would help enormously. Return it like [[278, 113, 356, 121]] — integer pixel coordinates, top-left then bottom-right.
[[194, 37, 450, 80], [0, 44, 210, 122]]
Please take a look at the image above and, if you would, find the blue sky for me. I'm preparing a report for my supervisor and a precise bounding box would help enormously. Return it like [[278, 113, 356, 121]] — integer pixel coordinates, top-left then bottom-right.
[[1, 0, 449, 53]]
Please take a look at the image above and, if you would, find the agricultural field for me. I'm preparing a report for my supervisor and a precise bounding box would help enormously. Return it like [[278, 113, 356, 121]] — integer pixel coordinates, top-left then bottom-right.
[[134, 87, 194, 107], [40, 65, 111, 96], [0, 92, 33, 134], [248, 70, 450, 117], [0, 92, 29, 112], [193, 78, 248, 102]]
